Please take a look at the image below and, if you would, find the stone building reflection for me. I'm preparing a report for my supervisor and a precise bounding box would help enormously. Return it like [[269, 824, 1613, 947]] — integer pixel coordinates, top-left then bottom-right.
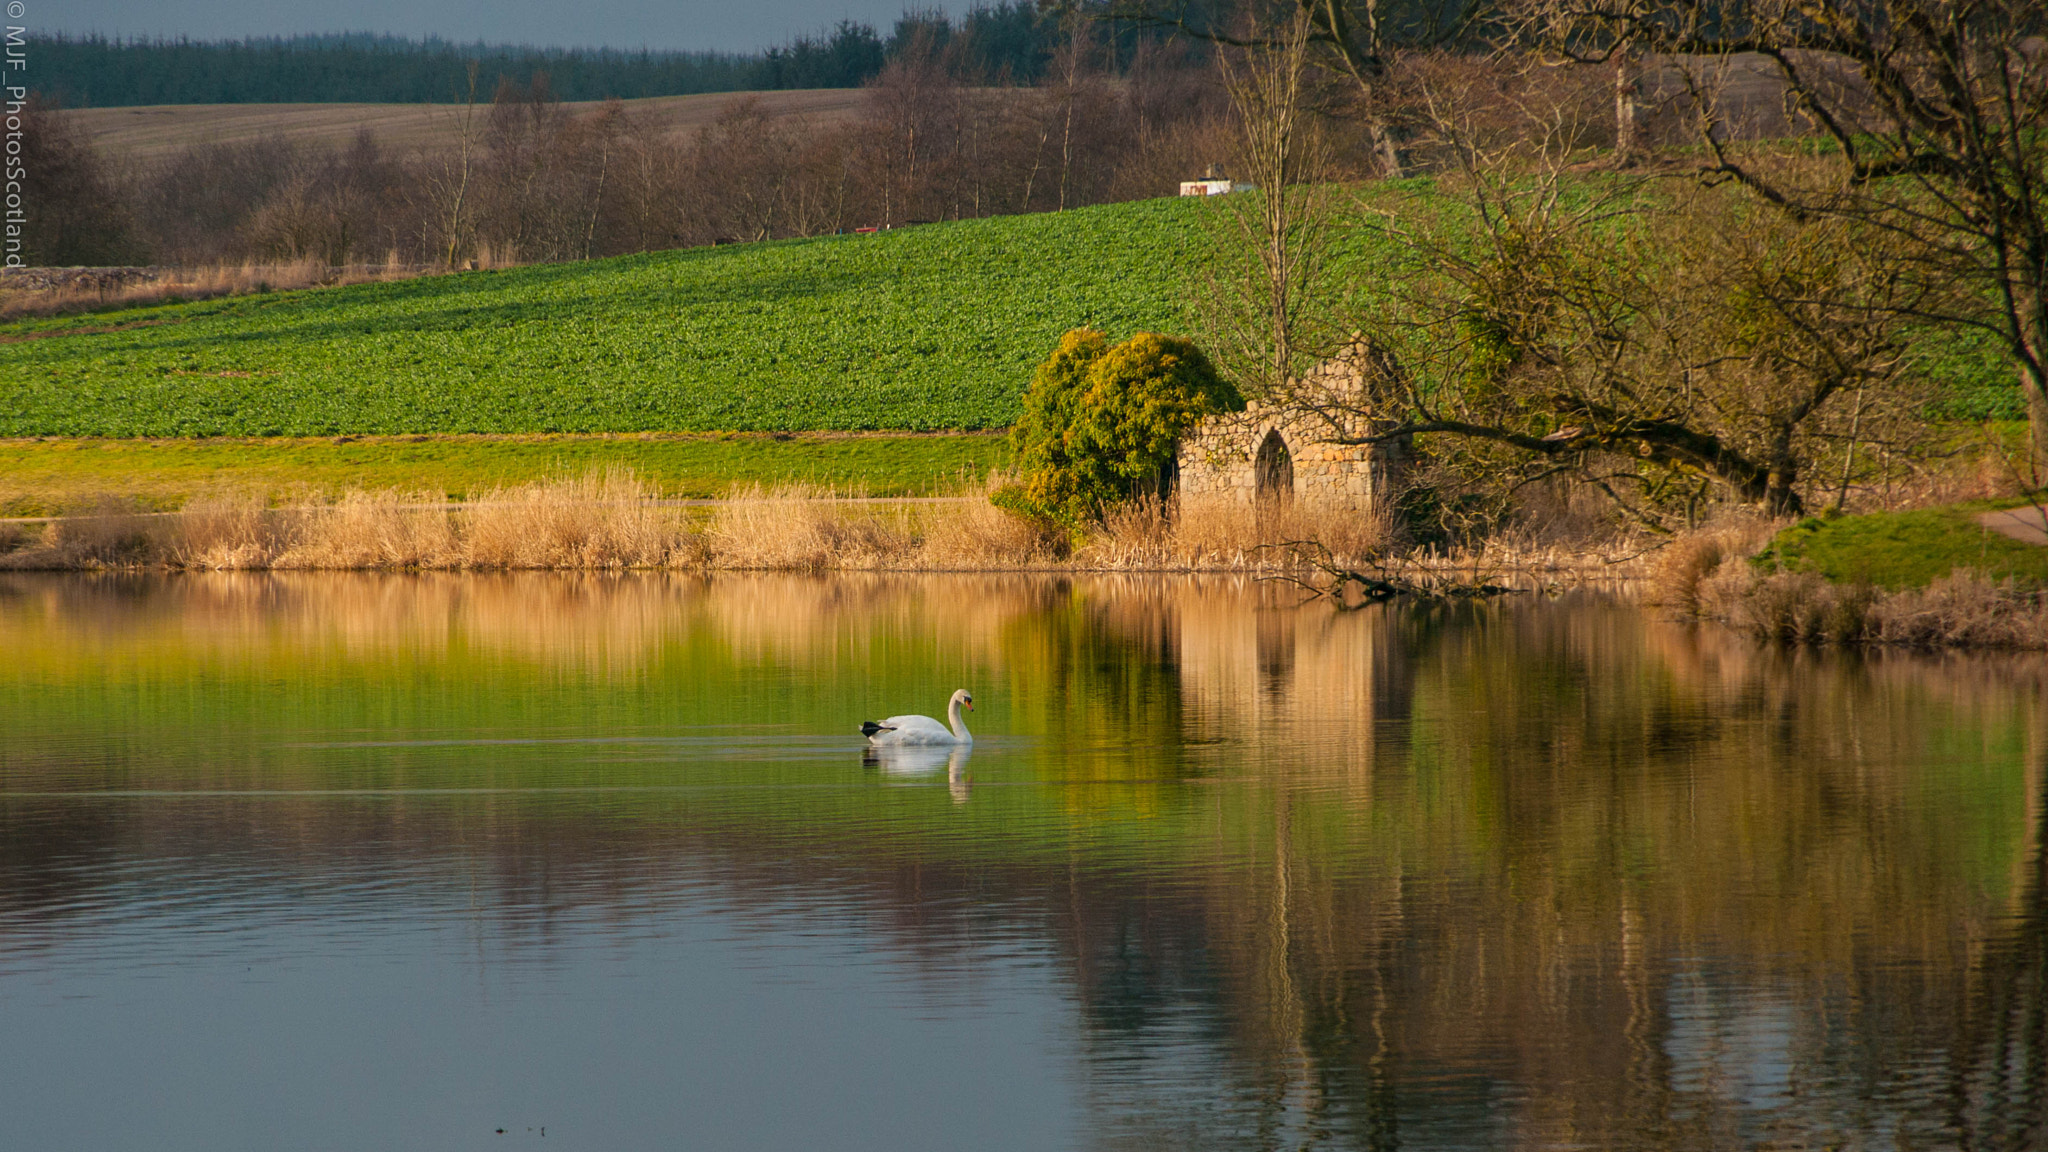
[[1066, 589, 2048, 1150]]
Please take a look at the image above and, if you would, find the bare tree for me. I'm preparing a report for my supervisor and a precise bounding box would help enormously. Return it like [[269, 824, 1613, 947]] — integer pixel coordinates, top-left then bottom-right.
[[1205, 9, 1338, 396], [478, 72, 570, 262], [13, 99, 144, 265], [578, 102, 624, 260], [1106, 38, 1238, 200], [611, 114, 690, 253], [244, 129, 409, 266], [134, 135, 303, 265], [39, 29, 1255, 273], [1049, 12, 1098, 211], [1087, 0, 1500, 176], [1301, 91, 1932, 525], [688, 97, 809, 243], [420, 61, 484, 269], [1610, 44, 1646, 166], [782, 132, 860, 238], [854, 33, 969, 227], [1534, 0, 2048, 471]]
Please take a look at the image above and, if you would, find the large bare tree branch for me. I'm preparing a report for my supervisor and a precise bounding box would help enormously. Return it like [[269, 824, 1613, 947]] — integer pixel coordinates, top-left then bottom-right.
[[1532, 0, 2048, 467]]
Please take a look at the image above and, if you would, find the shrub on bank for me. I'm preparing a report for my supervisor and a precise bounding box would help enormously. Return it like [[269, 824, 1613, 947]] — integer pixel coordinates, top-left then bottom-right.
[[997, 328, 1242, 531]]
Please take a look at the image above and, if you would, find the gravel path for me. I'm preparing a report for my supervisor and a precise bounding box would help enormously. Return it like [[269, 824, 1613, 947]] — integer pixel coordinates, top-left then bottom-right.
[[1977, 505, 2048, 545]]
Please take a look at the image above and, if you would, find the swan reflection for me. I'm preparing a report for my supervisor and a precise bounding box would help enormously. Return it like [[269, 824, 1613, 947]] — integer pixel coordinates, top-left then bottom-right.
[[862, 744, 972, 803]]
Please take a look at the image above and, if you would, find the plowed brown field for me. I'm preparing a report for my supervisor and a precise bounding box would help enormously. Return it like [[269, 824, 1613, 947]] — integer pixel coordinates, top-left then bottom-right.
[[68, 88, 869, 160]]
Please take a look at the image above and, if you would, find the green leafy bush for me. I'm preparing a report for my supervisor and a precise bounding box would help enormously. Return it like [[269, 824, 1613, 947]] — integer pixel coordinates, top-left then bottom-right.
[[1000, 328, 1240, 527], [1008, 328, 1109, 523]]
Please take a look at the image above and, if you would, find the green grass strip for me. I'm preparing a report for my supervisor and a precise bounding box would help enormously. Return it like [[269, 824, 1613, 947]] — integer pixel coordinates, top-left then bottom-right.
[[0, 432, 1010, 516], [1756, 501, 2048, 589]]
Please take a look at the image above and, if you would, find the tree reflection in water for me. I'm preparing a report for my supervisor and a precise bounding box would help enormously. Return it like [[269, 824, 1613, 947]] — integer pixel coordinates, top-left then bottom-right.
[[0, 572, 2042, 1149]]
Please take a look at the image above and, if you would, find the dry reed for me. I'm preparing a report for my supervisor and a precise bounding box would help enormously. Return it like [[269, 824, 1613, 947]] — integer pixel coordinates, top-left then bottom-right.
[[1080, 494, 1391, 570], [461, 472, 692, 568], [33, 498, 157, 569], [914, 494, 1061, 568], [274, 490, 458, 569], [167, 494, 288, 570], [706, 484, 914, 570], [1643, 515, 1782, 614], [0, 260, 443, 321], [0, 474, 1409, 575], [1656, 531, 2048, 649], [11, 475, 2039, 648], [1864, 571, 2048, 647]]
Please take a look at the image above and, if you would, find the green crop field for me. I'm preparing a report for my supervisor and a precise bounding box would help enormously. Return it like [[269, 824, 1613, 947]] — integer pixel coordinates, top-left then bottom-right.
[[0, 198, 1212, 438], [0, 186, 2025, 443]]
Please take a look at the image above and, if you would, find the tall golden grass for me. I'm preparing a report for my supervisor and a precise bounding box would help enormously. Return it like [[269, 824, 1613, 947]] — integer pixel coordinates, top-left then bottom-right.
[[0, 473, 1395, 574], [1086, 494, 1393, 569], [0, 260, 447, 321], [1642, 515, 1781, 616], [9, 479, 2040, 646]]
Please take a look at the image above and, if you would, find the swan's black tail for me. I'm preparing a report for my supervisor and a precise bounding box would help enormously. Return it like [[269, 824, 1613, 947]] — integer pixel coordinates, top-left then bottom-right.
[[860, 721, 890, 737]]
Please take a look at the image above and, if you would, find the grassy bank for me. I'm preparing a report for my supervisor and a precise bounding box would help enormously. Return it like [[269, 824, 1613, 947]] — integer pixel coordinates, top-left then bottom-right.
[[1653, 508, 2048, 650], [1753, 502, 2048, 588], [0, 198, 1207, 437], [0, 432, 1008, 517]]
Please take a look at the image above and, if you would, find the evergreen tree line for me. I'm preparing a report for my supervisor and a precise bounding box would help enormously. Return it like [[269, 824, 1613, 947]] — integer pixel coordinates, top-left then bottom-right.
[[34, 8, 1132, 107]]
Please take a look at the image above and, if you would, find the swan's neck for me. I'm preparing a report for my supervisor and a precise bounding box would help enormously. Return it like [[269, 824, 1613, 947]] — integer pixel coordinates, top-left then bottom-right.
[[947, 698, 972, 743]]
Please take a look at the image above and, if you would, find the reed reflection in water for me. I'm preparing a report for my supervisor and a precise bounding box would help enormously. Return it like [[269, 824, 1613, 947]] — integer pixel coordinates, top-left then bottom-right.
[[0, 572, 2042, 1151]]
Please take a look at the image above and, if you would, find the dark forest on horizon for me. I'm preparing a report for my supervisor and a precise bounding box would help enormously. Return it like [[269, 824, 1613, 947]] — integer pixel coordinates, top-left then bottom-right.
[[30, 8, 1152, 107]]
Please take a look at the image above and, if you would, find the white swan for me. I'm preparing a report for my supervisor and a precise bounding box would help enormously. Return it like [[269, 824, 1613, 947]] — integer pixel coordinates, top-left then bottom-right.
[[861, 689, 974, 746]]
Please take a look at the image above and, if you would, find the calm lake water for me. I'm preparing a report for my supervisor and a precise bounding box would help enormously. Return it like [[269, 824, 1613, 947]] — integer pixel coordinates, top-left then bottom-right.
[[1, 572, 2042, 1151]]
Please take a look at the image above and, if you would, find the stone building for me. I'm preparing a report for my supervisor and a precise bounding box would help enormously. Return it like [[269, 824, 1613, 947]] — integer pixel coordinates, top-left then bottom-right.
[[1175, 348, 1408, 511]]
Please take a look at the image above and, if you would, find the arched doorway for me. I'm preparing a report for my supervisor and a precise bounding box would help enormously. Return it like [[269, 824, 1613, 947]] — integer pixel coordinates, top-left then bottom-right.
[[1254, 429, 1294, 504]]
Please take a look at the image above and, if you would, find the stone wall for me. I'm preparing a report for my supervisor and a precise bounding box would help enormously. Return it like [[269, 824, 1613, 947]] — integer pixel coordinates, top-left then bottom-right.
[[1177, 379, 1406, 512]]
